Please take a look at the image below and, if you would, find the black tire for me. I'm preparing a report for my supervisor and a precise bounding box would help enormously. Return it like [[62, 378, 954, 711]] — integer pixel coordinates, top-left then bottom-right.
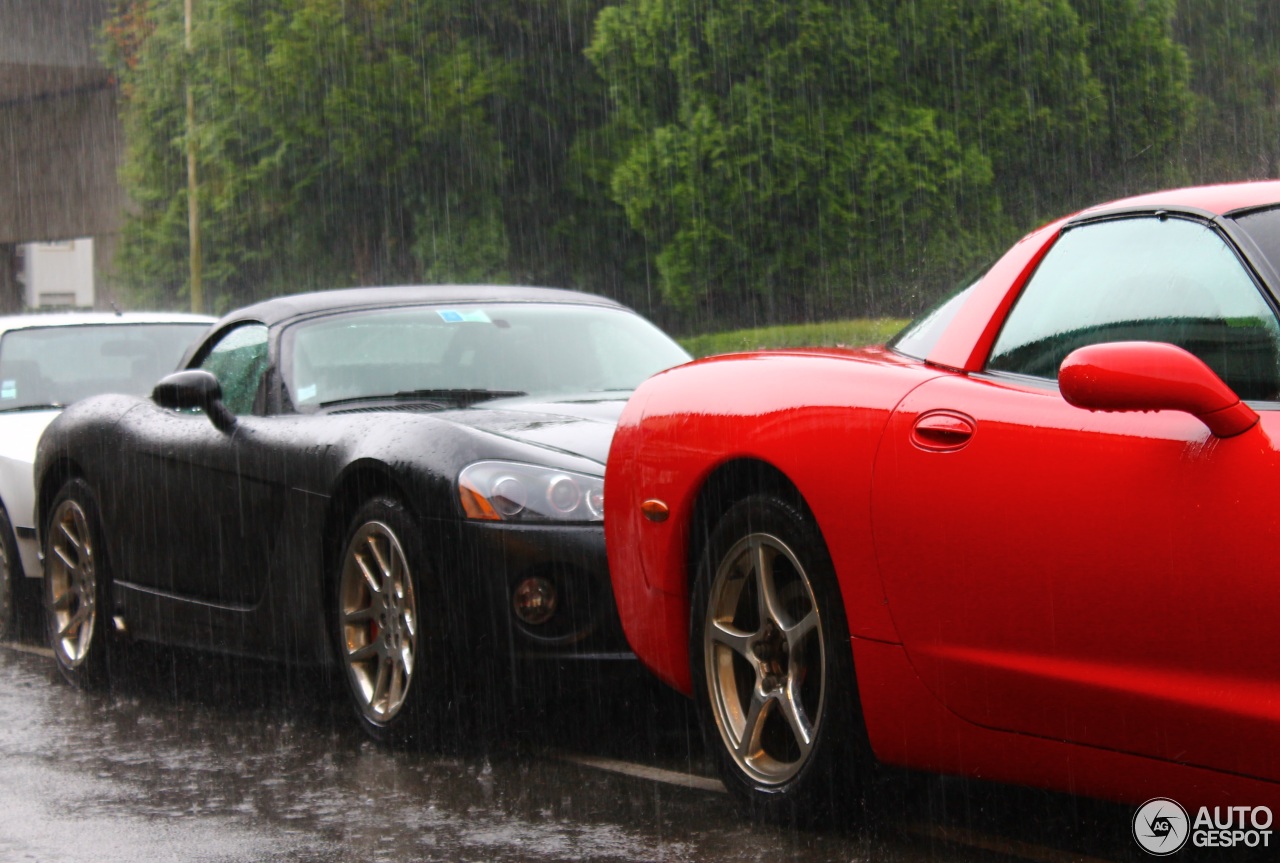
[[691, 492, 867, 825], [0, 505, 21, 643], [44, 478, 116, 689], [334, 496, 448, 745]]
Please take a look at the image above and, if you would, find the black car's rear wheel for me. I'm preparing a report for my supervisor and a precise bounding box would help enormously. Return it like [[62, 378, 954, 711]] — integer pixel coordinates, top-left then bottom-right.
[[692, 493, 864, 824], [45, 479, 115, 689], [336, 496, 443, 744]]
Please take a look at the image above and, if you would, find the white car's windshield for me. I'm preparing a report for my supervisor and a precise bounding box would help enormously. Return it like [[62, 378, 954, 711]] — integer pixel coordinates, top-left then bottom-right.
[[0, 323, 211, 411]]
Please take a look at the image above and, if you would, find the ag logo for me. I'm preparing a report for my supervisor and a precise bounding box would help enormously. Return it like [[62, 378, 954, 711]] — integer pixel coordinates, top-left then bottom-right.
[[1134, 798, 1190, 855]]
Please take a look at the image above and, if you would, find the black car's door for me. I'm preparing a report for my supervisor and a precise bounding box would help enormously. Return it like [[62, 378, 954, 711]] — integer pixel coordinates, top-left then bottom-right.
[[112, 323, 286, 607]]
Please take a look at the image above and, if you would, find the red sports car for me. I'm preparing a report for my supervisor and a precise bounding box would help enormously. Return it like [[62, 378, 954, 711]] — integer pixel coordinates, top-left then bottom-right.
[[605, 181, 1280, 821]]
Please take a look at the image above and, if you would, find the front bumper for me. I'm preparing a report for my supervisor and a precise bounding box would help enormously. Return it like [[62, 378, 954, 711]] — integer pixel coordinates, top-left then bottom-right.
[[448, 520, 633, 664]]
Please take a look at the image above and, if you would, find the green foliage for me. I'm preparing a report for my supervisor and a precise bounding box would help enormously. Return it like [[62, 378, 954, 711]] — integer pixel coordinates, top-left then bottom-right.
[[588, 0, 1197, 328], [103, 0, 1262, 332], [589, 0, 1006, 328], [1071, 0, 1191, 197], [1175, 0, 1280, 180], [107, 0, 598, 312], [679, 318, 908, 357], [890, 0, 1101, 223]]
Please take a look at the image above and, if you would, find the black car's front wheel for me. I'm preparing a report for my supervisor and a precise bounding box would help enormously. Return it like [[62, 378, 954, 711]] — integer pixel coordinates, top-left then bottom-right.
[[335, 496, 444, 744], [691, 493, 865, 824], [44, 478, 115, 689]]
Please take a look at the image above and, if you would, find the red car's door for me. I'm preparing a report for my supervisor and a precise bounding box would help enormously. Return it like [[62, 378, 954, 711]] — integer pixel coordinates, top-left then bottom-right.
[[871, 213, 1280, 781], [873, 373, 1280, 779]]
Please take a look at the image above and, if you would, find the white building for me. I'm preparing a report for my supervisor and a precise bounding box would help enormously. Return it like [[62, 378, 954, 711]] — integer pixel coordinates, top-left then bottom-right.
[[19, 238, 95, 309]]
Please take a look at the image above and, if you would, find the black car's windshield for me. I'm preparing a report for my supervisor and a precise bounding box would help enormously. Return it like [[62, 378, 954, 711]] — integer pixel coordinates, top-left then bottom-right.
[[0, 323, 211, 411], [285, 302, 691, 409]]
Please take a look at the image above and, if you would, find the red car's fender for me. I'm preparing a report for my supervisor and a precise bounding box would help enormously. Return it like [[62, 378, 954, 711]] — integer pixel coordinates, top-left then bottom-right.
[[606, 213, 1073, 695], [606, 347, 945, 694]]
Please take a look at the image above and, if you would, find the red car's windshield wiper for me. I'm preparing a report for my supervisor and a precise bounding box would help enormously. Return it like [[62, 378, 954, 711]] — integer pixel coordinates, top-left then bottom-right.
[[318, 388, 527, 409], [0, 402, 64, 413]]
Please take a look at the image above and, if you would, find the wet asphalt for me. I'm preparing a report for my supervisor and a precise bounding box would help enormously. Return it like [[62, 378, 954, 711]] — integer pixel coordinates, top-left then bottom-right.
[[0, 635, 1253, 863]]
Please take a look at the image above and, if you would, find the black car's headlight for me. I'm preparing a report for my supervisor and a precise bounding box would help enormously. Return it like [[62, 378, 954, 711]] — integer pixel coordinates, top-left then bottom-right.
[[458, 461, 604, 523]]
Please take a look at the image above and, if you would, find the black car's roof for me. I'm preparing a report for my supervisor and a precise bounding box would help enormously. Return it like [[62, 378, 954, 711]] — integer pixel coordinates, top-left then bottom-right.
[[217, 285, 627, 328]]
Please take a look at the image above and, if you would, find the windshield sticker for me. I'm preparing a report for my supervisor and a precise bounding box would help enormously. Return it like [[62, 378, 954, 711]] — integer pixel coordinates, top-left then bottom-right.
[[296, 383, 317, 402], [437, 309, 492, 324], [0, 380, 14, 400]]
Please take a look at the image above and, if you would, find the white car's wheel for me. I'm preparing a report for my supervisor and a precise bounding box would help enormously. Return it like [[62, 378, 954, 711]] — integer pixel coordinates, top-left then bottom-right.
[[0, 506, 20, 642]]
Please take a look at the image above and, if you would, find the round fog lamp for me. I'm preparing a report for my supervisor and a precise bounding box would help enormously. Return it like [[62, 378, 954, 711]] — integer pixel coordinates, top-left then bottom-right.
[[513, 576, 558, 625]]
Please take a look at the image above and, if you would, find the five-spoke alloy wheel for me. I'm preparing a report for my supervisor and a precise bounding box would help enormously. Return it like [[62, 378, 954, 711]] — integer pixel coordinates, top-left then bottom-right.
[[692, 493, 863, 824], [44, 478, 114, 689]]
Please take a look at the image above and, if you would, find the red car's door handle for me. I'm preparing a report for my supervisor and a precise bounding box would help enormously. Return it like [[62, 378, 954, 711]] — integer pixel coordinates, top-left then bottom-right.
[[911, 410, 975, 452]]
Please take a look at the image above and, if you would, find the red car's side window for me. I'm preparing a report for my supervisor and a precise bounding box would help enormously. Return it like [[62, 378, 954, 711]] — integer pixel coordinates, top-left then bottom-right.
[[986, 215, 1280, 401]]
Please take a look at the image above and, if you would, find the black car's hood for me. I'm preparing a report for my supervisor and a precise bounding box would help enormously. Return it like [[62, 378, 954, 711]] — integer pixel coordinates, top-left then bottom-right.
[[438, 394, 627, 467]]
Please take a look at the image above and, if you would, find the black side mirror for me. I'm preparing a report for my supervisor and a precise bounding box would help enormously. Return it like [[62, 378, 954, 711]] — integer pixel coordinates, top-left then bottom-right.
[[152, 370, 238, 433]]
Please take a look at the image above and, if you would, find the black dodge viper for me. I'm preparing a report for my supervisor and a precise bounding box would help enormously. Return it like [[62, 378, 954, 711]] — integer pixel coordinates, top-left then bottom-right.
[[34, 285, 690, 741]]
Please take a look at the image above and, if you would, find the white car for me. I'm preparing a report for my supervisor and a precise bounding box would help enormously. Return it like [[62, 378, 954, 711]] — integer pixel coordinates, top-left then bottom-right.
[[0, 311, 213, 639]]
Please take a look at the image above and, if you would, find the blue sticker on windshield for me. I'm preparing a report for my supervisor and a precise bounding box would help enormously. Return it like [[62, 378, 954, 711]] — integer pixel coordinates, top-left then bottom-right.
[[437, 309, 491, 323], [0, 380, 14, 400]]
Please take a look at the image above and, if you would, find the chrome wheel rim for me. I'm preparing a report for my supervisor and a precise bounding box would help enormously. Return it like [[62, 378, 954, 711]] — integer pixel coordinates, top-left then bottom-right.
[[339, 520, 418, 725], [704, 531, 825, 786], [48, 499, 97, 667]]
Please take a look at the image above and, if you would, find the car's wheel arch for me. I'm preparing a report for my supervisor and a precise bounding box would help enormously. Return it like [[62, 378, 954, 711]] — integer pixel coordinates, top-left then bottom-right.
[[35, 456, 88, 554], [631, 458, 824, 694], [324, 462, 412, 556], [322, 461, 431, 595], [320, 460, 453, 653], [685, 456, 871, 690], [685, 459, 808, 591]]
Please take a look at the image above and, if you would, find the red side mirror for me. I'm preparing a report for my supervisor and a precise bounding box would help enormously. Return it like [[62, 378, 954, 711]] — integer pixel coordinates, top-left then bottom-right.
[[1059, 341, 1259, 438]]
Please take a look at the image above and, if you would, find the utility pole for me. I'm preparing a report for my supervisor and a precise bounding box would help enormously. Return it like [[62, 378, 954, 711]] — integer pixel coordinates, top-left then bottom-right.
[[185, 0, 203, 314]]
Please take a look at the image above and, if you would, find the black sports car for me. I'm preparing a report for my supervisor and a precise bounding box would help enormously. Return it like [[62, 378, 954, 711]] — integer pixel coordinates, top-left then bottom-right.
[[34, 285, 690, 741]]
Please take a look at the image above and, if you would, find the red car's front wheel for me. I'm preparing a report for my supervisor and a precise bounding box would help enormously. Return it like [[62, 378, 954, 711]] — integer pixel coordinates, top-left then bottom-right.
[[691, 492, 867, 824]]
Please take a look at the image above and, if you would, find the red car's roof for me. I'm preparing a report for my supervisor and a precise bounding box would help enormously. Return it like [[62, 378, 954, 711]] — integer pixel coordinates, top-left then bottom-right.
[[1080, 179, 1280, 218]]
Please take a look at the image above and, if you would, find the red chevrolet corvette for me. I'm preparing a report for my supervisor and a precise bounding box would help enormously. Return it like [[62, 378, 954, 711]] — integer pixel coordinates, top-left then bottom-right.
[[605, 181, 1280, 821]]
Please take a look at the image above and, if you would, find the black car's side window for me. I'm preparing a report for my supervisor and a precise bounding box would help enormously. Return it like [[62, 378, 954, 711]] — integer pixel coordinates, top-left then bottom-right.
[[987, 216, 1280, 400], [196, 323, 269, 415]]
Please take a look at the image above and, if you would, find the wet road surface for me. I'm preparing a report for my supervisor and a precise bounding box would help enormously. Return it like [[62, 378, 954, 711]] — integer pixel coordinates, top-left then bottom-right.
[[0, 640, 1251, 863]]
